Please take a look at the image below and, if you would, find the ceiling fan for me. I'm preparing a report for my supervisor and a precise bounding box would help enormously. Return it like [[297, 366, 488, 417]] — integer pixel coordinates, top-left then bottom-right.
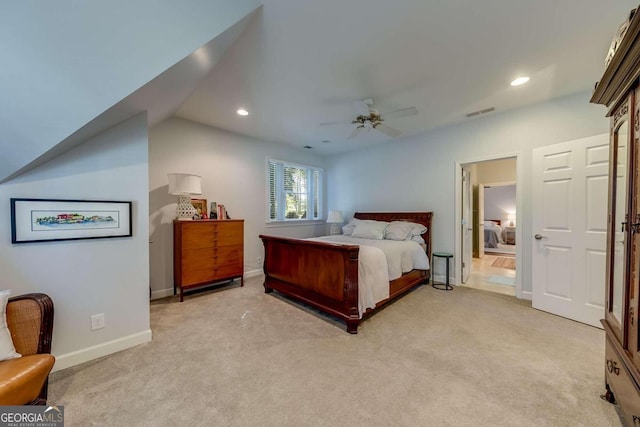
[[320, 98, 418, 139]]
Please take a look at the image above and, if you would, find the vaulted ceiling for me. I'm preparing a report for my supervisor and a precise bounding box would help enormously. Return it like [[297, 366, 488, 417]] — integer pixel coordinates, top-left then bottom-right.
[[177, 0, 638, 155], [3, 1, 637, 182]]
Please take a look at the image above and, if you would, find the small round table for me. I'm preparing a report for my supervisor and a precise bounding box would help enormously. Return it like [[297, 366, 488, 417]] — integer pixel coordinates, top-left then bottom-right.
[[432, 252, 453, 291]]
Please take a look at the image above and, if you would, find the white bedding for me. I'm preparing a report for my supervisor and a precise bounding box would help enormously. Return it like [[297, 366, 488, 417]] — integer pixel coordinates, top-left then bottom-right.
[[484, 222, 503, 248], [306, 236, 430, 317]]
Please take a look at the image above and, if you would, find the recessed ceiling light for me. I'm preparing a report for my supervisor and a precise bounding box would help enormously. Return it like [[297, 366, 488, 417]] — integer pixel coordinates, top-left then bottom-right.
[[321, 140, 331, 143], [237, 108, 249, 116], [304, 145, 313, 149], [510, 76, 530, 86]]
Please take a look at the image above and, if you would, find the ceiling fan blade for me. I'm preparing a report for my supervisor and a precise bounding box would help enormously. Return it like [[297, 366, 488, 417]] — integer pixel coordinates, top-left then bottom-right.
[[381, 106, 418, 120], [320, 120, 352, 126], [347, 127, 362, 139], [376, 124, 402, 138]]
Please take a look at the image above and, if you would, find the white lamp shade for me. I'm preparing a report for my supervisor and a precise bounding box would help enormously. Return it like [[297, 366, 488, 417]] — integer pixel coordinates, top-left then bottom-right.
[[327, 210, 344, 224], [168, 173, 202, 195]]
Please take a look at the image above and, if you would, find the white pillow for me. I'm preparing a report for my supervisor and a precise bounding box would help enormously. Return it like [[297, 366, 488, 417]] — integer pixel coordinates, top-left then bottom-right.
[[384, 221, 414, 241], [0, 290, 21, 361], [342, 220, 358, 236], [342, 218, 388, 236], [408, 222, 427, 236], [411, 235, 425, 244], [351, 221, 388, 240]]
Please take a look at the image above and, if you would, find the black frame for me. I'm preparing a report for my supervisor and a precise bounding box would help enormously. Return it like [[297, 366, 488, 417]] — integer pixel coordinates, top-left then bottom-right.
[[11, 198, 133, 244]]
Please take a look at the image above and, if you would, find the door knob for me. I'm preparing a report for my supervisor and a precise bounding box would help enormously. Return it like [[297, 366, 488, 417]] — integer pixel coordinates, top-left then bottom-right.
[[534, 234, 547, 240]]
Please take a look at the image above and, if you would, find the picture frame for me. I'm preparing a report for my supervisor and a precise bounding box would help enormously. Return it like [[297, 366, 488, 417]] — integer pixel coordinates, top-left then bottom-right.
[[11, 198, 132, 244], [190, 198, 207, 219]]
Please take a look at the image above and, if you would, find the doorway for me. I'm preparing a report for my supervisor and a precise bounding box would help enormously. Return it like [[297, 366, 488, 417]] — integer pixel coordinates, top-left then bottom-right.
[[459, 157, 518, 297]]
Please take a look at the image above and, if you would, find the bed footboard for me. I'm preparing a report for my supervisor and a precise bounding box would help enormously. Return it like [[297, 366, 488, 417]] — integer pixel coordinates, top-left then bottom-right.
[[259, 235, 362, 332]]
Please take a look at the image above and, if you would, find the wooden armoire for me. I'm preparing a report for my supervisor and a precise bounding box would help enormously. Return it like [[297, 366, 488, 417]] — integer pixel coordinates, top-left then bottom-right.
[[591, 6, 640, 424]]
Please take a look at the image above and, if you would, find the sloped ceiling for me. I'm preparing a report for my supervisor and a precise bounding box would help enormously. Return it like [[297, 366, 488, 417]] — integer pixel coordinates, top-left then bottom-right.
[[177, 0, 638, 155], [0, 0, 261, 183]]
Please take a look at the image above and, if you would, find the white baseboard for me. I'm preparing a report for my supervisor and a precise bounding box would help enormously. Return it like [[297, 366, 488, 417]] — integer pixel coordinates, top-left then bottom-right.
[[244, 268, 262, 279], [520, 290, 532, 300], [431, 274, 455, 286], [151, 288, 174, 300], [52, 329, 152, 372]]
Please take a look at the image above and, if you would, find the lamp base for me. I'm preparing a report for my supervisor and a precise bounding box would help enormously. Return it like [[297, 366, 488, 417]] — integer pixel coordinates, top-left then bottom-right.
[[329, 223, 341, 235], [175, 195, 197, 220]]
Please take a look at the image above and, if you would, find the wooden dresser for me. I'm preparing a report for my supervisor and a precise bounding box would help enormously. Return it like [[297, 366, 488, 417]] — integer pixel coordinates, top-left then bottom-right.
[[173, 219, 244, 302], [591, 6, 640, 425]]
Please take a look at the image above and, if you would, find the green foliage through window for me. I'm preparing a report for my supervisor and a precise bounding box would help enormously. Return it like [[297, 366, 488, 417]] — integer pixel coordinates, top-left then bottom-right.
[[267, 158, 322, 221]]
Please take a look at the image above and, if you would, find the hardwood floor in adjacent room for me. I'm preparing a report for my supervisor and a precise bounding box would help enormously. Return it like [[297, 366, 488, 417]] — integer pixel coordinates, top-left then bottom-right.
[[462, 254, 516, 296]]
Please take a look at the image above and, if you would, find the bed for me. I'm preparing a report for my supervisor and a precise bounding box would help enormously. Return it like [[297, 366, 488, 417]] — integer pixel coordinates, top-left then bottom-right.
[[259, 212, 432, 333], [484, 219, 503, 248]]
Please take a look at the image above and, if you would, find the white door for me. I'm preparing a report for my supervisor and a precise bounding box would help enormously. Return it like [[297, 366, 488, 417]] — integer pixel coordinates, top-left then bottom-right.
[[462, 168, 472, 282], [532, 134, 609, 327]]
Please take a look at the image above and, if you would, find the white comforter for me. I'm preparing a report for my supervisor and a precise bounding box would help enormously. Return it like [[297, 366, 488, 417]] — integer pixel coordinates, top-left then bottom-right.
[[307, 236, 430, 317]]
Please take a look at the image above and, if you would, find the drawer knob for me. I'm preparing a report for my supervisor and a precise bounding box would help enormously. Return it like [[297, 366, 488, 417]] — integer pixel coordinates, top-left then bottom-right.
[[606, 359, 620, 376]]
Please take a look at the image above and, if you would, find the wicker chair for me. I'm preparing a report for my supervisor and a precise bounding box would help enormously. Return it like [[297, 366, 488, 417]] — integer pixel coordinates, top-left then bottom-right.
[[0, 293, 54, 405]]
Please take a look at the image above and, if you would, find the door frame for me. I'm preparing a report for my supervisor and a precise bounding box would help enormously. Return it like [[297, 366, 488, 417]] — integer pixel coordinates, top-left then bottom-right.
[[454, 152, 526, 299], [461, 166, 472, 283]]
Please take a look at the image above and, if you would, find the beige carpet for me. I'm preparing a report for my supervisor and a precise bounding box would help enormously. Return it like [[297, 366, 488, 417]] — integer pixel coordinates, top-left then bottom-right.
[[49, 276, 622, 426], [491, 256, 516, 270]]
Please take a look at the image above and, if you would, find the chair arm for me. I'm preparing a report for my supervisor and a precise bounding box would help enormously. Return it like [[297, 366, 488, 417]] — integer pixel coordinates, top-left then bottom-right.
[[6, 293, 54, 356]]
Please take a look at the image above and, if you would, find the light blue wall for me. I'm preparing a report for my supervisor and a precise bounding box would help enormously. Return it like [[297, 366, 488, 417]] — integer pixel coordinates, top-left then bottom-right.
[[148, 118, 327, 298], [0, 114, 150, 370], [326, 91, 609, 294]]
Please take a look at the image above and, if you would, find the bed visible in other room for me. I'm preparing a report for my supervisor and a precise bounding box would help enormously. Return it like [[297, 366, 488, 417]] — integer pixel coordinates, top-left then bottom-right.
[[484, 220, 503, 248]]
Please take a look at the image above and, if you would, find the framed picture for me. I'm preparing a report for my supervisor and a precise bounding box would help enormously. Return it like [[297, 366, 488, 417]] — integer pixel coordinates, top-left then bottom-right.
[[191, 198, 207, 219], [11, 198, 132, 244]]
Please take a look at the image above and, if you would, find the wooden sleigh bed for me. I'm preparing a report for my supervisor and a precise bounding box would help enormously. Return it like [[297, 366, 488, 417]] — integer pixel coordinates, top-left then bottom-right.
[[259, 212, 433, 333]]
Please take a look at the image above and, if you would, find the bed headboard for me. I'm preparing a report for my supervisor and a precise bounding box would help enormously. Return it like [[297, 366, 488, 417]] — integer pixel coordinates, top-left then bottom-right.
[[486, 219, 501, 225], [353, 211, 433, 261]]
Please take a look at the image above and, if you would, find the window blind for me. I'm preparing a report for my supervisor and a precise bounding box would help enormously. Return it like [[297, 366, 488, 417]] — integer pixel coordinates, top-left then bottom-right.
[[267, 158, 323, 221]]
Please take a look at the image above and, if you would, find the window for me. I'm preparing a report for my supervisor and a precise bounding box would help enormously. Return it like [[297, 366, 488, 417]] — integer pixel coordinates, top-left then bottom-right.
[[267, 158, 323, 222]]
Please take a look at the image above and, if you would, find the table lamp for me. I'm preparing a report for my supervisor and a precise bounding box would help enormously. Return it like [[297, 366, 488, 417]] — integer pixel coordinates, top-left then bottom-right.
[[327, 210, 344, 235], [168, 173, 202, 220]]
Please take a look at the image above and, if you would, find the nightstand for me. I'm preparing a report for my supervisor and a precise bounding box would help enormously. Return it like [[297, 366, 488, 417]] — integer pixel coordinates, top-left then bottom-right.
[[432, 252, 453, 291]]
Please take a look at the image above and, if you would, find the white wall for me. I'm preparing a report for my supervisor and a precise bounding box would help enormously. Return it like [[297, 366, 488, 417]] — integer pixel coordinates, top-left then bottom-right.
[[0, 114, 150, 371], [327, 91, 609, 294], [148, 117, 327, 298], [476, 158, 516, 184], [484, 185, 516, 224]]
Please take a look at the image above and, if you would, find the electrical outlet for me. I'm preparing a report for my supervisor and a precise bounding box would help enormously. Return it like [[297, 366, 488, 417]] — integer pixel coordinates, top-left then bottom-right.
[[91, 313, 105, 331]]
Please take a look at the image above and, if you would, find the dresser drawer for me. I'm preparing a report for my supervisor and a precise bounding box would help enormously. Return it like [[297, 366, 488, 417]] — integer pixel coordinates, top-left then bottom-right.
[[182, 248, 216, 270], [213, 222, 244, 246], [214, 245, 243, 266], [180, 223, 215, 249], [212, 265, 243, 279], [605, 337, 640, 425], [182, 268, 216, 287]]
